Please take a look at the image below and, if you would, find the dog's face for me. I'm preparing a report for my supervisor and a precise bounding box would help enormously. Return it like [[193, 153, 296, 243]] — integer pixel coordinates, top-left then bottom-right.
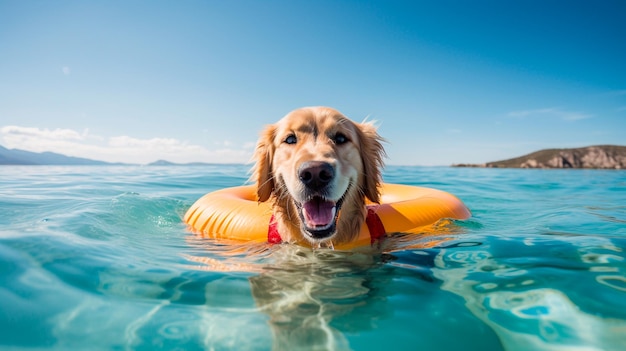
[[253, 107, 385, 246]]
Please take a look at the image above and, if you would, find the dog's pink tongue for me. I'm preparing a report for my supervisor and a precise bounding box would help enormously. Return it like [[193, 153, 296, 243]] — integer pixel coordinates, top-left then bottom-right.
[[302, 199, 336, 227]]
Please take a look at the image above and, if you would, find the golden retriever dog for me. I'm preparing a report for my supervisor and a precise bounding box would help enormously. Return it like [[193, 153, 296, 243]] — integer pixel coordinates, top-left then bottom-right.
[[252, 106, 385, 247]]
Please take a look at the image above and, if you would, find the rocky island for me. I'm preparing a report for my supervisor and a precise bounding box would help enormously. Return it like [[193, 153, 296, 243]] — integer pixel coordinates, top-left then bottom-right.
[[455, 145, 626, 169]]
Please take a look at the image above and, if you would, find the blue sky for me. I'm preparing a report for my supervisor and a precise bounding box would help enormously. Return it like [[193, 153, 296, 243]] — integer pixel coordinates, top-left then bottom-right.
[[1, 0, 624, 165]]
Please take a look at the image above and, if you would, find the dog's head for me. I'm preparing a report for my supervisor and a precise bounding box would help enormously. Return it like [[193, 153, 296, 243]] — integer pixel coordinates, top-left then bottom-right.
[[252, 106, 385, 245]]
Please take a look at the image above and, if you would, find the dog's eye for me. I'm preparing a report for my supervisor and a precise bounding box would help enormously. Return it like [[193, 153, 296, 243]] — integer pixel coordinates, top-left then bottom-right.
[[332, 133, 349, 145], [284, 134, 297, 144]]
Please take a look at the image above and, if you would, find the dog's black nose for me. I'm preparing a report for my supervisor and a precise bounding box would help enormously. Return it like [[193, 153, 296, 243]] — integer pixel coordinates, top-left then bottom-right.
[[298, 161, 334, 191]]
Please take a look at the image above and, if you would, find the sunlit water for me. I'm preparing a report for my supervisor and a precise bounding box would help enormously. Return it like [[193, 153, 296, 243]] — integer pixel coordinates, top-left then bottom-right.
[[1, 165, 625, 350]]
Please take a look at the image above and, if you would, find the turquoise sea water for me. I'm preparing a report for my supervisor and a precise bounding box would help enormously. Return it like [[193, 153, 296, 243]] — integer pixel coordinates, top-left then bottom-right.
[[1, 165, 625, 350]]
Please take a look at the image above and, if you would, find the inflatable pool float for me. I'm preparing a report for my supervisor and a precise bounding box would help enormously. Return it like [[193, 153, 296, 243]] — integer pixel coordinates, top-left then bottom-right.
[[184, 183, 470, 249]]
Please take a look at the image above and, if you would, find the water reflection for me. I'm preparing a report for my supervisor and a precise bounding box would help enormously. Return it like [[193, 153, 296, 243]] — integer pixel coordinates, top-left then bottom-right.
[[248, 246, 392, 350], [429, 234, 626, 350], [185, 239, 500, 350]]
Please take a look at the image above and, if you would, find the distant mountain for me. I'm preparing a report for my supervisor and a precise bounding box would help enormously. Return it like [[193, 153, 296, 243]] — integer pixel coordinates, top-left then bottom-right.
[[147, 159, 177, 166], [0, 146, 229, 166], [454, 145, 626, 169], [0, 145, 129, 165]]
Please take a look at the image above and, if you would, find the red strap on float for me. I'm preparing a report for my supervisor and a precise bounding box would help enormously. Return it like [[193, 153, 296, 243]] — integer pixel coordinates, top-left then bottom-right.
[[267, 215, 282, 244], [267, 208, 386, 245], [366, 206, 386, 244]]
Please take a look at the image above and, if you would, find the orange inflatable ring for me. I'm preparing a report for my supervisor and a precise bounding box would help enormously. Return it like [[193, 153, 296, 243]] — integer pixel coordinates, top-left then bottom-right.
[[184, 183, 471, 249]]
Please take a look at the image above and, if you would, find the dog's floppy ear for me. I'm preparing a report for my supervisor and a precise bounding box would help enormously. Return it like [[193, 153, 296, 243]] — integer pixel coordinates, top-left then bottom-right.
[[252, 124, 276, 202], [357, 121, 386, 203]]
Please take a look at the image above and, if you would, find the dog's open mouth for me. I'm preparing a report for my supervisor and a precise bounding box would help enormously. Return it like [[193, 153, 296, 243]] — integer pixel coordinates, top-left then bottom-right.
[[296, 196, 342, 239]]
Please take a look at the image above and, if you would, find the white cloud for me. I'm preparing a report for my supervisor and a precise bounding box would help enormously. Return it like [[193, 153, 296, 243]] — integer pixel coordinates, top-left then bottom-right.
[[2, 125, 86, 141], [213, 140, 233, 147], [109, 135, 196, 149], [507, 108, 592, 121], [62, 66, 71, 75], [0, 126, 253, 164]]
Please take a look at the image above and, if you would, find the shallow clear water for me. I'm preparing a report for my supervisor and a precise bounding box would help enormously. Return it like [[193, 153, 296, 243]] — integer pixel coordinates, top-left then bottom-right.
[[1, 165, 625, 350]]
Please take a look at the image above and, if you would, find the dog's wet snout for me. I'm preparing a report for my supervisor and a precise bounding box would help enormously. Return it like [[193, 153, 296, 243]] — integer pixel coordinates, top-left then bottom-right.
[[298, 161, 334, 190]]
